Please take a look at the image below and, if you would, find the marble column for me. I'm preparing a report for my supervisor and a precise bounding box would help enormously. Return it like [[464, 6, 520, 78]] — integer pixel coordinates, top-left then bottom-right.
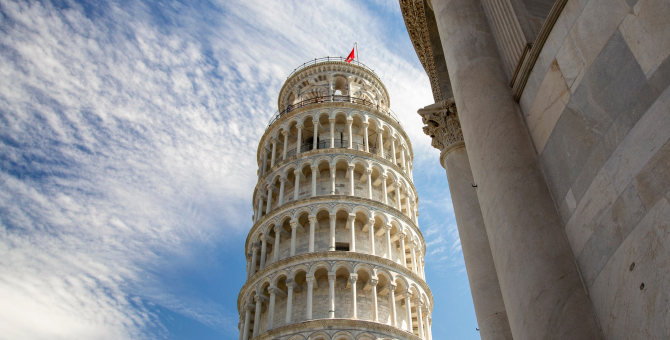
[[349, 274, 358, 319], [265, 185, 273, 214], [399, 233, 407, 268], [390, 135, 397, 164], [273, 226, 282, 262], [329, 214, 336, 251], [329, 166, 336, 195], [308, 215, 316, 252], [278, 178, 286, 205], [348, 165, 355, 196], [311, 166, 318, 196], [313, 122, 319, 151], [295, 124, 302, 154], [401, 146, 407, 171], [377, 131, 384, 157], [365, 169, 373, 199], [429, 1, 603, 338], [348, 213, 356, 252], [281, 130, 289, 159], [367, 220, 375, 256], [363, 122, 369, 152], [289, 221, 298, 256], [381, 173, 388, 205], [293, 170, 301, 201], [416, 300, 424, 339], [404, 291, 413, 332], [384, 225, 393, 261], [242, 305, 252, 340], [267, 287, 277, 330], [389, 284, 397, 327], [410, 242, 417, 273], [259, 237, 268, 269], [285, 280, 296, 324], [270, 140, 277, 167], [329, 119, 335, 148], [396, 183, 403, 212], [306, 276, 315, 319], [252, 295, 263, 337], [370, 278, 379, 322], [346, 120, 353, 149], [250, 243, 259, 276], [328, 274, 336, 318]]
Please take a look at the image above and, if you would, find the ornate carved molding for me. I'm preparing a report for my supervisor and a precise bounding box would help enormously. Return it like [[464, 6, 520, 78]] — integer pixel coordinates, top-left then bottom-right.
[[253, 318, 421, 340], [417, 98, 463, 152], [399, 0, 443, 102]]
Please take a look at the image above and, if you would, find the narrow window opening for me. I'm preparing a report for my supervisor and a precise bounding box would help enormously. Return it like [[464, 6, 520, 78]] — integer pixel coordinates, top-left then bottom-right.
[[335, 242, 350, 251]]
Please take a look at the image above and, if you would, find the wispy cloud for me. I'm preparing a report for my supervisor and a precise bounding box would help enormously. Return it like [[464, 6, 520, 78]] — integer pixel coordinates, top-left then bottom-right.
[[0, 0, 442, 338]]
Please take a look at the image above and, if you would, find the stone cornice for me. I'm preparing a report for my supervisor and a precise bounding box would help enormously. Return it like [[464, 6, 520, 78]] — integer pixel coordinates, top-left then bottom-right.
[[253, 147, 418, 206], [278, 61, 390, 111], [511, 0, 569, 101], [399, 0, 443, 102], [238, 251, 433, 315], [252, 318, 421, 340], [246, 195, 426, 255], [259, 101, 414, 162]]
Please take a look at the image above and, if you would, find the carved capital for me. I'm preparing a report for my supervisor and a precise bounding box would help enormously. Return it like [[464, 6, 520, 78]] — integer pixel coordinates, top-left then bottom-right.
[[308, 215, 317, 224], [417, 98, 463, 152], [348, 213, 356, 222], [349, 274, 358, 283]]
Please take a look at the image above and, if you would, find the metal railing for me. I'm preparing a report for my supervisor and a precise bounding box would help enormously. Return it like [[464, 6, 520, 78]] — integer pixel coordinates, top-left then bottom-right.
[[266, 95, 403, 130], [285, 56, 378, 81]]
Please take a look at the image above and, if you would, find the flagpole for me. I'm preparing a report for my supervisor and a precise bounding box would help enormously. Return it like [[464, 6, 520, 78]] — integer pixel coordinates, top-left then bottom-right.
[[355, 42, 358, 63]]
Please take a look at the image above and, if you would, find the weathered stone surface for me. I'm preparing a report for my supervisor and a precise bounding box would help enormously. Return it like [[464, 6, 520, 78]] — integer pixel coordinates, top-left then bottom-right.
[[633, 138, 670, 210], [577, 184, 647, 286], [619, 0, 670, 76], [526, 60, 571, 154], [589, 197, 670, 340]]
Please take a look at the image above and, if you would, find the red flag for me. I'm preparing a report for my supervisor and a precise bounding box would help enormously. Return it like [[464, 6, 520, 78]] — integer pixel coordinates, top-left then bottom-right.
[[345, 47, 355, 63]]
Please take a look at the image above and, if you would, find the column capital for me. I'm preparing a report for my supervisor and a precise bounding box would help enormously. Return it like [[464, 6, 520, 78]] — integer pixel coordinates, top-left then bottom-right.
[[347, 213, 356, 222], [296, 124, 304, 129], [293, 169, 302, 176], [364, 168, 372, 175], [404, 289, 413, 298], [348, 274, 358, 283], [279, 177, 289, 183], [381, 173, 388, 180], [362, 121, 369, 127], [308, 215, 317, 223], [388, 283, 397, 292], [369, 278, 379, 287], [329, 214, 336, 221], [311, 165, 319, 171], [328, 273, 336, 281], [398, 232, 407, 240], [417, 98, 463, 152], [281, 130, 289, 136], [347, 164, 355, 171], [273, 225, 283, 233], [384, 224, 393, 231], [290, 221, 299, 229], [251, 242, 260, 251], [244, 304, 255, 312], [345, 119, 353, 125], [328, 118, 336, 123], [306, 275, 316, 284]]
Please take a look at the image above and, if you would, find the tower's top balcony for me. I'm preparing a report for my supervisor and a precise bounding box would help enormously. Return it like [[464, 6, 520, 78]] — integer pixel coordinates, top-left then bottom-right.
[[269, 57, 397, 129]]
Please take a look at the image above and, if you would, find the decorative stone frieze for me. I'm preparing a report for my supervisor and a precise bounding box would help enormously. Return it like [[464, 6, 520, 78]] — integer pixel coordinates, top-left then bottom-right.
[[417, 98, 463, 153], [399, 0, 443, 102]]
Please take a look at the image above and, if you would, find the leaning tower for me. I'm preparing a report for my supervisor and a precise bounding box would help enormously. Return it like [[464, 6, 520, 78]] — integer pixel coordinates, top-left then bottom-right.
[[238, 57, 432, 340]]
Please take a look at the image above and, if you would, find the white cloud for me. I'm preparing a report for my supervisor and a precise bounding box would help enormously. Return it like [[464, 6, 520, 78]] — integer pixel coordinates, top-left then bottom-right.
[[0, 0, 440, 338]]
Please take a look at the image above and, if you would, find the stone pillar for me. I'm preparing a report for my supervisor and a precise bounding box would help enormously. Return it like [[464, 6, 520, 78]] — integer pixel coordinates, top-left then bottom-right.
[[261, 151, 268, 176], [349, 274, 358, 319], [423, 310, 431, 340], [329, 214, 336, 251], [329, 118, 335, 148], [290, 221, 298, 256], [348, 165, 355, 196], [293, 170, 301, 201], [365, 169, 373, 199], [348, 213, 356, 252], [296, 124, 302, 154], [278, 178, 286, 206], [255, 197, 262, 222], [270, 140, 277, 167], [363, 122, 369, 152], [245, 253, 252, 279], [399, 233, 407, 268], [328, 274, 336, 318], [273, 226, 282, 262], [285, 280, 295, 324], [390, 135, 397, 164], [396, 183, 403, 212], [311, 166, 318, 196], [381, 173, 388, 205], [389, 284, 397, 327], [282, 131, 289, 159], [401, 146, 407, 171], [250, 244, 259, 276], [377, 131, 384, 157], [306, 276, 315, 319], [346, 120, 353, 149], [367, 220, 375, 256], [329, 166, 335, 195], [265, 185, 273, 214], [313, 122, 319, 150], [410, 242, 417, 273], [370, 278, 379, 322], [308, 215, 316, 252], [405, 291, 413, 332], [267, 287, 277, 330], [252, 295, 263, 337], [416, 300, 424, 339], [384, 224, 393, 261], [429, 1, 603, 337], [259, 237, 268, 269], [427, 315, 433, 340], [242, 305, 252, 340]]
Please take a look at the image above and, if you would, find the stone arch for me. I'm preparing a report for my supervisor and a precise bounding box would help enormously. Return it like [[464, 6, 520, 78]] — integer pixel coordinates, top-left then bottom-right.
[[287, 335, 307, 340], [332, 331, 355, 340], [308, 331, 331, 340], [356, 333, 376, 340], [272, 270, 290, 286], [309, 261, 332, 276]]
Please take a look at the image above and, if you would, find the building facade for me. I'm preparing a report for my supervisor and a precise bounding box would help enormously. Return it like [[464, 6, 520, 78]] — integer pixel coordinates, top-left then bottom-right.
[[400, 0, 670, 339], [238, 59, 433, 340]]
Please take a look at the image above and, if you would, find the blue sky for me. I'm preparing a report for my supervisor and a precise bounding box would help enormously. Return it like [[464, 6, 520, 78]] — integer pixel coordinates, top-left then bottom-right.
[[0, 0, 479, 339]]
